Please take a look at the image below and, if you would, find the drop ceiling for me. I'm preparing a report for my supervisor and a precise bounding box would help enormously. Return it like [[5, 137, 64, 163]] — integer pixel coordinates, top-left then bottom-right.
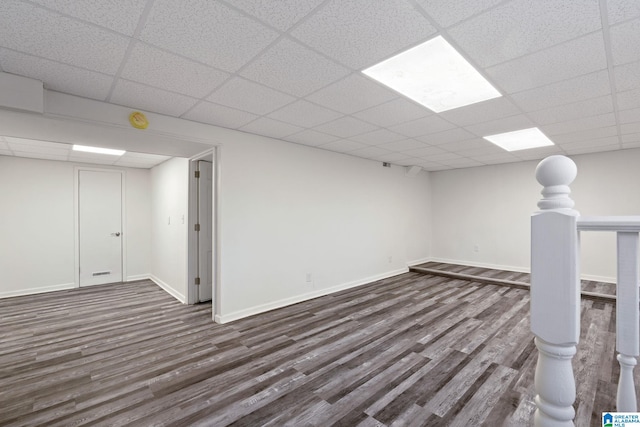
[[0, 0, 639, 171]]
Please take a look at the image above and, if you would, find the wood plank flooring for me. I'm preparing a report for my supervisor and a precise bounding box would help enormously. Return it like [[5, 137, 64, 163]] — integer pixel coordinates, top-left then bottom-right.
[[0, 270, 628, 426]]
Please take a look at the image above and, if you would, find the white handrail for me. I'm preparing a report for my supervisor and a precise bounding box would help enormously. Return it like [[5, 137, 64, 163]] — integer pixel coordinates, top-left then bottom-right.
[[531, 156, 640, 426]]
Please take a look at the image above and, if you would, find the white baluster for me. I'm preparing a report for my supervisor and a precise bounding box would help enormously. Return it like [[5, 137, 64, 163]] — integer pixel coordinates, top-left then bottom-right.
[[616, 231, 639, 411], [531, 155, 580, 427]]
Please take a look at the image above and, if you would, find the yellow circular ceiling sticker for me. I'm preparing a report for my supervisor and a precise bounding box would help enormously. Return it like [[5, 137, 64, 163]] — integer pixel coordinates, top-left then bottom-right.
[[129, 111, 148, 129]]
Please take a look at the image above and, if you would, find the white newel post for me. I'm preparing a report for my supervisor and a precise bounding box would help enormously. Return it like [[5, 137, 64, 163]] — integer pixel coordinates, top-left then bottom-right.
[[616, 231, 639, 411], [531, 155, 580, 427]]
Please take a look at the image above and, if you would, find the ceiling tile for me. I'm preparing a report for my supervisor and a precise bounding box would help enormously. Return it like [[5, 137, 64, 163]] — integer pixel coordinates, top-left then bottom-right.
[[607, 0, 640, 24], [438, 98, 521, 127], [267, 100, 342, 128], [0, 1, 129, 74], [416, 161, 449, 171], [208, 77, 295, 115], [110, 79, 198, 117], [376, 139, 430, 152], [228, 0, 326, 31], [112, 161, 155, 169], [610, 17, 640, 65], [240, 38, 350, 97], [69, 154, 117, 165], [121, 43, 230, 98], [622, 133, 640, 143], [617, 88, 640, 110], [5, 137, 69, 148], [353, 98, 430, 127], [510, 70, 611, 111], [374, 152, 412, 162], [448, 0, 602, 68], [549, 125, 618, 144], [307, 74, 397, 114], [349, 129, 406, 145], [423, 152, 465, 162], [0, 149, 12, 155], [389, 115, 456, 138], [614, 60, 640, 92], [13, 151, 69, 162], [512, 145, 564, 160], [7, 142, 69, 155], [457, 145, 508, 157], [313, 116, 378, 138], [559, 136, 620, 151], [437, 157, 484, 168], [182, 101, 258, 129], [441, 138, 498, 152], [347, 146, 392, 160], [416, 128, 476, 145], [239, 117, 303, 139], [562, 143, 621, 155], [290, 0, 436, 69], [464, 114, 536, 137], [415, 0, 504, 28], [0, 139, 9, 150], [623, 141, 640, 149], [0, 49, 113, 101], [318, 139, 369, 153], [486, 32, 607, 94], [140, 0, 278, 72], [527, 95, 614, 125], [393, 157, 427, 166], [284, 129, 338, 147], [473, 153, 521, 164], [541, 113, 616, 136], [28, 0, 147, 35], [401, 145, 448, 158]]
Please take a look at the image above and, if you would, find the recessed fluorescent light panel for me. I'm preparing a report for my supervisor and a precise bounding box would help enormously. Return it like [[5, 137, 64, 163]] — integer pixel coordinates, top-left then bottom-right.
[[72, 145, 125, 156], [362, 35, 501, 112], [483, 127, 555, 151]]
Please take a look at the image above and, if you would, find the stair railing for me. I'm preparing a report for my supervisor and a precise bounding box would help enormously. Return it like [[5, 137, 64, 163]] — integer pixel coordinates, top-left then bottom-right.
[[531, 155, 640, 426]]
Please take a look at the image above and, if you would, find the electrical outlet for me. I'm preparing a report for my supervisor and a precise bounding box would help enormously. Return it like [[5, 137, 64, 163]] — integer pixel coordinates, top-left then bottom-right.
[[474, 244, 479, 252], [388, 256, 393, 263], [306, 273, 312, 282]]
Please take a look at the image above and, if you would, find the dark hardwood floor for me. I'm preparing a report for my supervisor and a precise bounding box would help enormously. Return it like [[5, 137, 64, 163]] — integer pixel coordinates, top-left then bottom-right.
[[0, 268, 627, 426]]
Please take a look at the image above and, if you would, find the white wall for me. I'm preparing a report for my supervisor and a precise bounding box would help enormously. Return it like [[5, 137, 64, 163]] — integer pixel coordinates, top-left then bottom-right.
[[149, 157, 189, 302], [0, 156, 151, 297], [430, 148, 640, 281], [217, 135, 431, 322]]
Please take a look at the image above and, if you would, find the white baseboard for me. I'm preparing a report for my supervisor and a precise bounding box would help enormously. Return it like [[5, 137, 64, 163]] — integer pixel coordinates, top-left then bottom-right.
[[215, 267, 409, 324], [126, 274, 151, 282], [149, 275, 186, 304], [0, 282, 76, 299], [424, 257, 616, 284]]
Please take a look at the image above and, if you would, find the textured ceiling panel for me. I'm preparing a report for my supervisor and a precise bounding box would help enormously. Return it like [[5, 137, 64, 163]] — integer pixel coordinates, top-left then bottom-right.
[[28, 0, 148, 35], [208, 77, 295, 116], [291, 0, 436, 69], [0, 0, 637, 171], [240, 38, 350, 97], [121, 43, 230, 98], [0, 0, 129, 74], [140, 0, 279, 72], [448, 0, 602, 68], [0, 49, 113, 101]]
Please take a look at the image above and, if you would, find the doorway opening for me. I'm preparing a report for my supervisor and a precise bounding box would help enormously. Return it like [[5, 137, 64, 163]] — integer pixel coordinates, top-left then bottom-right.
[[188, 148, 218, 319]]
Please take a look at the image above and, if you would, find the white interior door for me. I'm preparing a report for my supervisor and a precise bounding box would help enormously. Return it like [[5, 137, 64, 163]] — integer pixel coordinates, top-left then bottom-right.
[[197, 160, 213, 302], [79, 170, 123, 286]]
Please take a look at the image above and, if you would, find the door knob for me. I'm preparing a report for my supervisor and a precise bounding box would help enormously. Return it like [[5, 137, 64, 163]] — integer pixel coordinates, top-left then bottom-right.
[[111, 232, 121, 237]]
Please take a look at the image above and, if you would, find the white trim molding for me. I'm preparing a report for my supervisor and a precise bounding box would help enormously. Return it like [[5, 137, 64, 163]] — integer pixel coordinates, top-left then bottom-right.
[[215, 267, 409, 324], [150, 275, 186, 304], [0, 282, 76, 299]]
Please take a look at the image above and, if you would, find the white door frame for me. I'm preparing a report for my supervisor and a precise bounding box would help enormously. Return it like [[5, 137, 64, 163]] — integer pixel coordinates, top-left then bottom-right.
[[187, 147, 221, 321], [74, 166, 127, 288]]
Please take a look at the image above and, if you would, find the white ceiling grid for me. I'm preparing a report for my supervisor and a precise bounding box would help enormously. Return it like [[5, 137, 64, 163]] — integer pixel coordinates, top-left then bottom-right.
[[0, 0, 638, 170]]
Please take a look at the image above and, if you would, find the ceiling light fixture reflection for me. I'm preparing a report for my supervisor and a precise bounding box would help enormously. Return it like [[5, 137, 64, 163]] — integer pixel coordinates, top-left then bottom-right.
[[362, 35, 501, 112], [72, 145, 126, 156], [483, 127, 555, 151]]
